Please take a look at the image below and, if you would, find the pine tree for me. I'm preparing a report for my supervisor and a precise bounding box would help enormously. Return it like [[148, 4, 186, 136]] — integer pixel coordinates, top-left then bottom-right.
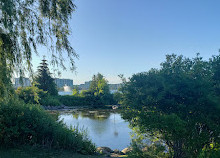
[[35, 59, 58, 96]]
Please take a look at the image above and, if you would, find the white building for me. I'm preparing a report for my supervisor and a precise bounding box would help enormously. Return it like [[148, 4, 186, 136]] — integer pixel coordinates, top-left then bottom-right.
[[78, 81, 91, 90], [14, 77, 31, 88], [54, 78, 73, 88]]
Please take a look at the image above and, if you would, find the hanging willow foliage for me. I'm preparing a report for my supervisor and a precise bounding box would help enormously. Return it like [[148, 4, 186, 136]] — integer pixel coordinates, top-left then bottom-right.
[[0, 0, 77, 73], [0, 0, 77, 99]]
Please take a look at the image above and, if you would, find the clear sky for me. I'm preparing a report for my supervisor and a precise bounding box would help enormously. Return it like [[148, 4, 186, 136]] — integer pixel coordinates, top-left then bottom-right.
[[32, 0, 220, 84]]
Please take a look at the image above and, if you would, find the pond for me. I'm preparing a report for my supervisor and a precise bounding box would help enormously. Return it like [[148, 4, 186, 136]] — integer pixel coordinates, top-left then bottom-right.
[[58, 109, 132, 150]]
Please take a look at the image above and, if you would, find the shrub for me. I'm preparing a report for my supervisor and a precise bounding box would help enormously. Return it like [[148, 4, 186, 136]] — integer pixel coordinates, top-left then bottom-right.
[[16, 85, 61, 106], [40, 95, 61, 106], [128, 142, 169, 158], [198, 145, 220, 158], [16, 85, 46, 104], [59, 95, 84, 107], [59, 95, 103, 107], [113, 92, 123, 105], [0, 98, 96, 154], [127, 126, 169, 158]]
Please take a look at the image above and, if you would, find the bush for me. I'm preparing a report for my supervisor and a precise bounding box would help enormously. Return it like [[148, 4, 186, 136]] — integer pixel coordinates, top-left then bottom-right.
[[40, 95, 61, 106], [16, 85, 61, 106], [198, 145, 220, 158], [59, 95, 85, 107], [16, 85, 46, 104], [0, 98, 96, 154], [113, 92, 123, 105], [127, 127, 169, 158], [59, 95, 104, 108], [128, 142, 169, 158]]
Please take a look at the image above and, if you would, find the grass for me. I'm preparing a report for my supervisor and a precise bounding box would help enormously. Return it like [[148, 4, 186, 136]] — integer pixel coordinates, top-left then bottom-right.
[[0, 147, 101, 158], [0, 147, 129, 158]]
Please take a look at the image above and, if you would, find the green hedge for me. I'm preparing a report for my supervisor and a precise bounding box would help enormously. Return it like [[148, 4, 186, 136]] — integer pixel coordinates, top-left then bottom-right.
[[40, 95, 61, 106], [58, 95, 103, 107]]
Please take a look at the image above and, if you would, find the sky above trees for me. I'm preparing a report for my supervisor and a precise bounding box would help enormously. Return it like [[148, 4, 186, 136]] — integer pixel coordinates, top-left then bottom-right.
[[32, 0, 220, 84]]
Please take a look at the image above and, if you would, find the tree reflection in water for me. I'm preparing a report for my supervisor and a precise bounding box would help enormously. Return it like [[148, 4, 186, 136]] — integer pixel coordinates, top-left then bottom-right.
[[59, 109, 132, 150], [72, 109, 111, 121]]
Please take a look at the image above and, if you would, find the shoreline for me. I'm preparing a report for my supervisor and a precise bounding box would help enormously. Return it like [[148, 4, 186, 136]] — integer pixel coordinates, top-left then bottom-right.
[[42, 104, 120, 111]]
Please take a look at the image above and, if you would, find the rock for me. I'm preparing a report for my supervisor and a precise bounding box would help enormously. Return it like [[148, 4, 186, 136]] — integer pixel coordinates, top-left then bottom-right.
[[121, 147, 132, 154], [113, 149, 124, 155], [97, 147, 113, 155]]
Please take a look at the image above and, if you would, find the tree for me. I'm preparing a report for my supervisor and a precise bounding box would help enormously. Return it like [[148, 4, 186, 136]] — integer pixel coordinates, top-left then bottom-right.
[[89, 73, 110, 97], [0, 0, 77, 99], [121, 54, 220, 158], [35, 59, 58, 96], [79, 73, 114, 106], [72, 86, 80, 96]]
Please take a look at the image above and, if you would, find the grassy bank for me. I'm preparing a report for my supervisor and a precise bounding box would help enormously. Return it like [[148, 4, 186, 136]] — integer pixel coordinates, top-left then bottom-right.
[[0, 147, 101, 158], [0, 147, 130, 158]]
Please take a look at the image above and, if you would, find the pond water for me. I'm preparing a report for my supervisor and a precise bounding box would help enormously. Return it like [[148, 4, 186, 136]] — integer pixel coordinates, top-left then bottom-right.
[[58, 109, 132, 150], [58, 90, 118, 96]]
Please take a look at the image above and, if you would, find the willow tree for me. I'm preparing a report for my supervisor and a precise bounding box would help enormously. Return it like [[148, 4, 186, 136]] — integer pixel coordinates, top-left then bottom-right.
[[0, 0, 77, 99]]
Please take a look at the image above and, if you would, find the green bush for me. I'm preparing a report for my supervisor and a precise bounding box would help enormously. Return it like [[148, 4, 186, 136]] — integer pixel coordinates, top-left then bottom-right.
[[40, 95, 61, 106], [0, 98, 96, 154], [16, 85, 61, 106], [59, 95, 104, 108], [113, 92, 123, 105], [16, 85, 46, 104], [128, 142, 169, 158], [59, 95, 84, 106], [198, 146, 220, 158], [127, 127, 169, 158]]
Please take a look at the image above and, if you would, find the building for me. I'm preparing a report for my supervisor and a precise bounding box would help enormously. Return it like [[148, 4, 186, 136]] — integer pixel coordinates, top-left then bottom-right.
[[77, 82, 121, 92], [14, 77, 31, 88], [54, 78, 73, 88], [78, 81, 91, 90], [109, 84, 121, 90]]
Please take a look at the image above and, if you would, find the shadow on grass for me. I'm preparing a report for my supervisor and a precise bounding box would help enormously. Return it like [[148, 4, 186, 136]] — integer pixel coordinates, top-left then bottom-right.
[[0, 146, 101, 158]]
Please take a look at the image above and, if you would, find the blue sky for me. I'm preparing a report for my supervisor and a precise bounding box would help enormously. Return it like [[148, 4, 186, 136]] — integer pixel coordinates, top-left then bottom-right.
[[32, 0, 220, 84]]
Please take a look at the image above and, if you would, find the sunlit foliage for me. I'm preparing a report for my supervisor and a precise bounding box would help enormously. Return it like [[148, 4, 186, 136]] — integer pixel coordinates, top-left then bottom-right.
[[16, 83, 45, 104], [89, 73, 110, 97]]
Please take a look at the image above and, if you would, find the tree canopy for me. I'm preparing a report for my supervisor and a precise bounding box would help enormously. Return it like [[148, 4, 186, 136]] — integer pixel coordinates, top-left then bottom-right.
[[89, 73, 110, 97], [121, 54, 220, 158]]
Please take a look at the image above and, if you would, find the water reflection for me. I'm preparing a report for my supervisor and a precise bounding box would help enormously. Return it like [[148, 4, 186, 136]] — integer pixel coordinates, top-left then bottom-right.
[[72, 110, 111, 120], [59, 109, 132, 150]]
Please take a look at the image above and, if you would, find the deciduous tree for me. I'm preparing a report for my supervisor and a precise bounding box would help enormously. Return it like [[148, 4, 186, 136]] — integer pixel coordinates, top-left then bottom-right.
[[121, 54, 220, 158]]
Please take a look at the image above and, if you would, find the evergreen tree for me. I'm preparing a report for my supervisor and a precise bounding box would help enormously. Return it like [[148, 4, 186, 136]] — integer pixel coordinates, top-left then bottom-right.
[[35, 59, 58, 96]]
